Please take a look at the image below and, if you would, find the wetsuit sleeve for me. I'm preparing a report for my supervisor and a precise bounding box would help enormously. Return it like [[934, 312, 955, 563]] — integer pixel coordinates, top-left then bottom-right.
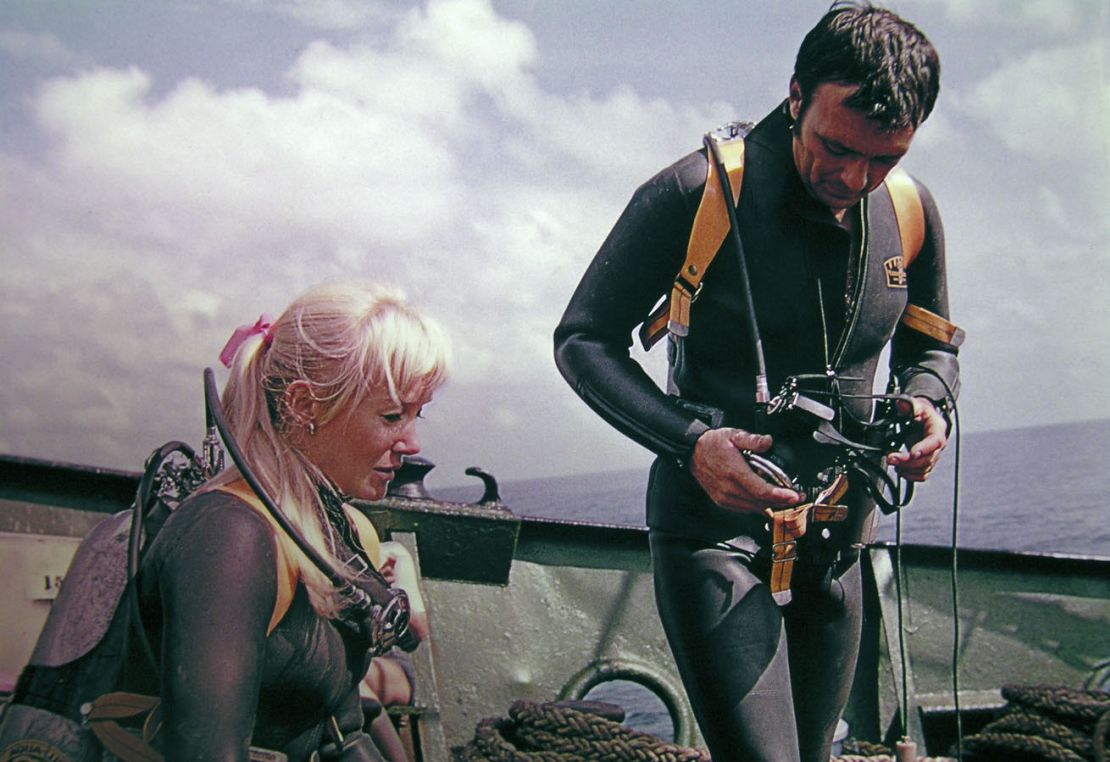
[[153, 495, 279, 759], [554, 153, 715, 461], [891, 179, 961, 407]]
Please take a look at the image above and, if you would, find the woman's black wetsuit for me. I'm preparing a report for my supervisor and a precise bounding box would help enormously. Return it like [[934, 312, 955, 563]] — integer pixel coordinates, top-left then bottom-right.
[[127, 490, 384, 760], [554, 103, 959, 761]]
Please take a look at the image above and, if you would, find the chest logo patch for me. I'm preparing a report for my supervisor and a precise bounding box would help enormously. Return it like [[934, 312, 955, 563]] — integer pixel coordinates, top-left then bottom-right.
[[884, 256, 907, 288]]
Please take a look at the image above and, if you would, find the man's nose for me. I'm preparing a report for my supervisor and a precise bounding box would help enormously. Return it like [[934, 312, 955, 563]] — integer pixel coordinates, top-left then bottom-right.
[[839, 158, 869, 193]]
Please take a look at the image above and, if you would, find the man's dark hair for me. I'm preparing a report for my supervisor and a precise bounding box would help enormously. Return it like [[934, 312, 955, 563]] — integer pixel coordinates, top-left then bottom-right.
[[793, 1, 940, 130]]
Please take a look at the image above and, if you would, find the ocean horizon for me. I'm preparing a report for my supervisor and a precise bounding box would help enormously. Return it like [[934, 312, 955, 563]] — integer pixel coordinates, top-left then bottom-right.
[[435, 418, 1110, 558]]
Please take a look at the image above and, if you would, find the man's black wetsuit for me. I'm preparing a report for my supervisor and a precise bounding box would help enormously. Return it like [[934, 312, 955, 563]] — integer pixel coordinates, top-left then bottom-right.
[[128, 491, 384, 760], [554, 104, 959, 760]]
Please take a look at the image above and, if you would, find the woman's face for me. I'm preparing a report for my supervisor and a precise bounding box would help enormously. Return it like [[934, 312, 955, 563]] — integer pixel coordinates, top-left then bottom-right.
[[301, 385, 431, 501]]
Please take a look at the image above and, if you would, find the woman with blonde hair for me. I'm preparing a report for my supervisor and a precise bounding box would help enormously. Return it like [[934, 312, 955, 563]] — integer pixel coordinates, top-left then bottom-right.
[[126, 281, 449, 759]]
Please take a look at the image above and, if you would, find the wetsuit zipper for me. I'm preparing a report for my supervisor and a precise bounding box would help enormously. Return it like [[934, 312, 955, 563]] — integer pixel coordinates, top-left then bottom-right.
[[830, 198, 869, 369]]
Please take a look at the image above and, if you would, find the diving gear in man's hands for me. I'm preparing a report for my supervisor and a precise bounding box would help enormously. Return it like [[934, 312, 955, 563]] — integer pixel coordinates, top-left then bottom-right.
[[741, 373, 919, 512]]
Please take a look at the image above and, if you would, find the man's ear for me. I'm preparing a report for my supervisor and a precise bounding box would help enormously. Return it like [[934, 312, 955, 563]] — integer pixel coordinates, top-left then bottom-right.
[[788, 77, 803, 122], [283, 380, 319, 428]]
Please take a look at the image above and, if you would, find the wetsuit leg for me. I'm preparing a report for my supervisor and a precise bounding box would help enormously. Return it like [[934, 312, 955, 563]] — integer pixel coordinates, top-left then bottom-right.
[[784, 559, 863, 762], [366, 711, 408, 762], [650, 530, 800, 762]]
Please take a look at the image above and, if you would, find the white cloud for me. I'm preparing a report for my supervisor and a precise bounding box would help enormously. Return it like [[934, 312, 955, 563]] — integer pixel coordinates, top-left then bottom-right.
[[1, 0, 725, 477], [395, 0, 537, 91], [500, 84, 732, 189], [959, 38, 1109, 163], [918, 0, 1097, 37], [18, 0, 1102, 482], [33, 65, 461, 253], [0, 30, 80, 68], [229, 0, 393, 32]]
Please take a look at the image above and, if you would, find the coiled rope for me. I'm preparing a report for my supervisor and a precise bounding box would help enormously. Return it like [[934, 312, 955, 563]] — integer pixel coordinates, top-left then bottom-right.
[[452, 700, 711, 761], [452, 687, 1110, 762], [963, 684, 1110, 761], [451, 700, 958, 761]]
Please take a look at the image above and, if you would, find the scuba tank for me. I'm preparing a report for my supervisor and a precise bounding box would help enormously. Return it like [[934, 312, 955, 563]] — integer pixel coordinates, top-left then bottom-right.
[[0, 441, 206, 760]]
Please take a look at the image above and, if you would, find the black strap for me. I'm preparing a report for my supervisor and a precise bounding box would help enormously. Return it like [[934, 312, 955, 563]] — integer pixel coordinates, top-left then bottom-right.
[[850, 456, 915, 514]]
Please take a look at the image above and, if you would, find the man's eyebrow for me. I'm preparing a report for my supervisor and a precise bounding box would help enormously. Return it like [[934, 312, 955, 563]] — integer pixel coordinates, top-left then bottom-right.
[[821, 134, 904, 162], [820, 135, 855, 154]]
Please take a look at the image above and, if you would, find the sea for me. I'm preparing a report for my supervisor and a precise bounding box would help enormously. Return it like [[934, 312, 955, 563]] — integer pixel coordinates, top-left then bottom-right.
[[439, 419, 1110, 557], [434, 419, 1109, 741]]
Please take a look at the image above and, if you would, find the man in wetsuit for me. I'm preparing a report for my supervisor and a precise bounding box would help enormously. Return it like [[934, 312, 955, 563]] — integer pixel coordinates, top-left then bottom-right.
[[554, 3, 959, 760]]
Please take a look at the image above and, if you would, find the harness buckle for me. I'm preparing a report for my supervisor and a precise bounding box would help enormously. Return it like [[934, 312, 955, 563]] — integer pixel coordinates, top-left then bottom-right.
[[771, 539, 798, 563], [674, 274, 703, 301]]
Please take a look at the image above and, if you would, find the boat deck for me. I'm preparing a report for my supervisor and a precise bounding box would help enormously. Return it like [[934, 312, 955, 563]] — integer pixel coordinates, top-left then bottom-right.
[[2, 454, 1107, 758]]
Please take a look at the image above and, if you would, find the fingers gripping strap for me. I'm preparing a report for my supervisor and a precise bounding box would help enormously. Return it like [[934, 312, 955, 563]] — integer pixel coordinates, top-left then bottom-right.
[[639, 138, 746, 350]]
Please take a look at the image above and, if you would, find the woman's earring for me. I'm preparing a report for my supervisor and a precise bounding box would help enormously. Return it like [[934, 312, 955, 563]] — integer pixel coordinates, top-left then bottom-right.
[[306, 421, 317, 436]]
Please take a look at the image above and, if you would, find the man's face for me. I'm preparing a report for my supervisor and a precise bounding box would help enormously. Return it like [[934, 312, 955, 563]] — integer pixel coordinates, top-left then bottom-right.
[[789, 80, 916, 216]]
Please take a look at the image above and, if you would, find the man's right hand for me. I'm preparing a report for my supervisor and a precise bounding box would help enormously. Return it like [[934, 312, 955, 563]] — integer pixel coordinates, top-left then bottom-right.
[[690, 428, 805, 514]]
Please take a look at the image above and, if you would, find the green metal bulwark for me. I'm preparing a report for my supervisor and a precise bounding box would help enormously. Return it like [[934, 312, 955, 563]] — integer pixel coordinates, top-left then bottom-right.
[[859, 544, 1110, 754], [3, 453, 1108, 759], [359, 497, 521, 586], [0, 455, 138, 515]]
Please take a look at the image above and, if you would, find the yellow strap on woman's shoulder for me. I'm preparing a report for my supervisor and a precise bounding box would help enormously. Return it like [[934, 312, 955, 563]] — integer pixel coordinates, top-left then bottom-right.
[[343, 504, 382, 569], [213, 480, 300, 635]]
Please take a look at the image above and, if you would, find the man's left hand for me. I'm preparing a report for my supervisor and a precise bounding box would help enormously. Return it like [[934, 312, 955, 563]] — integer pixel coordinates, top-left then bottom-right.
[[885, 397, 947, 482]]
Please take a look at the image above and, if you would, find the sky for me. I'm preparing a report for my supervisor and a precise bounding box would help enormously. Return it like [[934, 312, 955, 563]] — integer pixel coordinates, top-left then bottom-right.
[[0, 0, 1107, 491]]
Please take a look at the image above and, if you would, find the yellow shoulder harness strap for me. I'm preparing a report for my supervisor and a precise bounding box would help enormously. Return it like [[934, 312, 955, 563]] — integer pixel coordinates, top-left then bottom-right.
[[884, 166, 925, 270], [344, 504, 383, 570], [214, 483, 385, 634], [639, 151, 963, 351], [639, 138, 746, 350], [886, 168, 965, 347], [215, 480, 300, 635]]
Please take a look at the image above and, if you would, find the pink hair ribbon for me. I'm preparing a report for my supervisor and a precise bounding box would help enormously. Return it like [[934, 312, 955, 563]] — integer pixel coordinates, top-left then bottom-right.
[[219, 313, 275, 368]]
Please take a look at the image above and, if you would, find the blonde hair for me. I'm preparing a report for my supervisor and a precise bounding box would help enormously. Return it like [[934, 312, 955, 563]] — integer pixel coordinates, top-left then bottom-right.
[[210, 282, 450, 617]]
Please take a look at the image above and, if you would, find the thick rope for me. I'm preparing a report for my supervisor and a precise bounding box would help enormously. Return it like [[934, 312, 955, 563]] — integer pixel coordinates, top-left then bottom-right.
[[452, 700, 961, 761], [963, 684, 1110, 761], [453, 687, 1110, 762], [452, 700, 711, 762], [836, 739, 954, 761]]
